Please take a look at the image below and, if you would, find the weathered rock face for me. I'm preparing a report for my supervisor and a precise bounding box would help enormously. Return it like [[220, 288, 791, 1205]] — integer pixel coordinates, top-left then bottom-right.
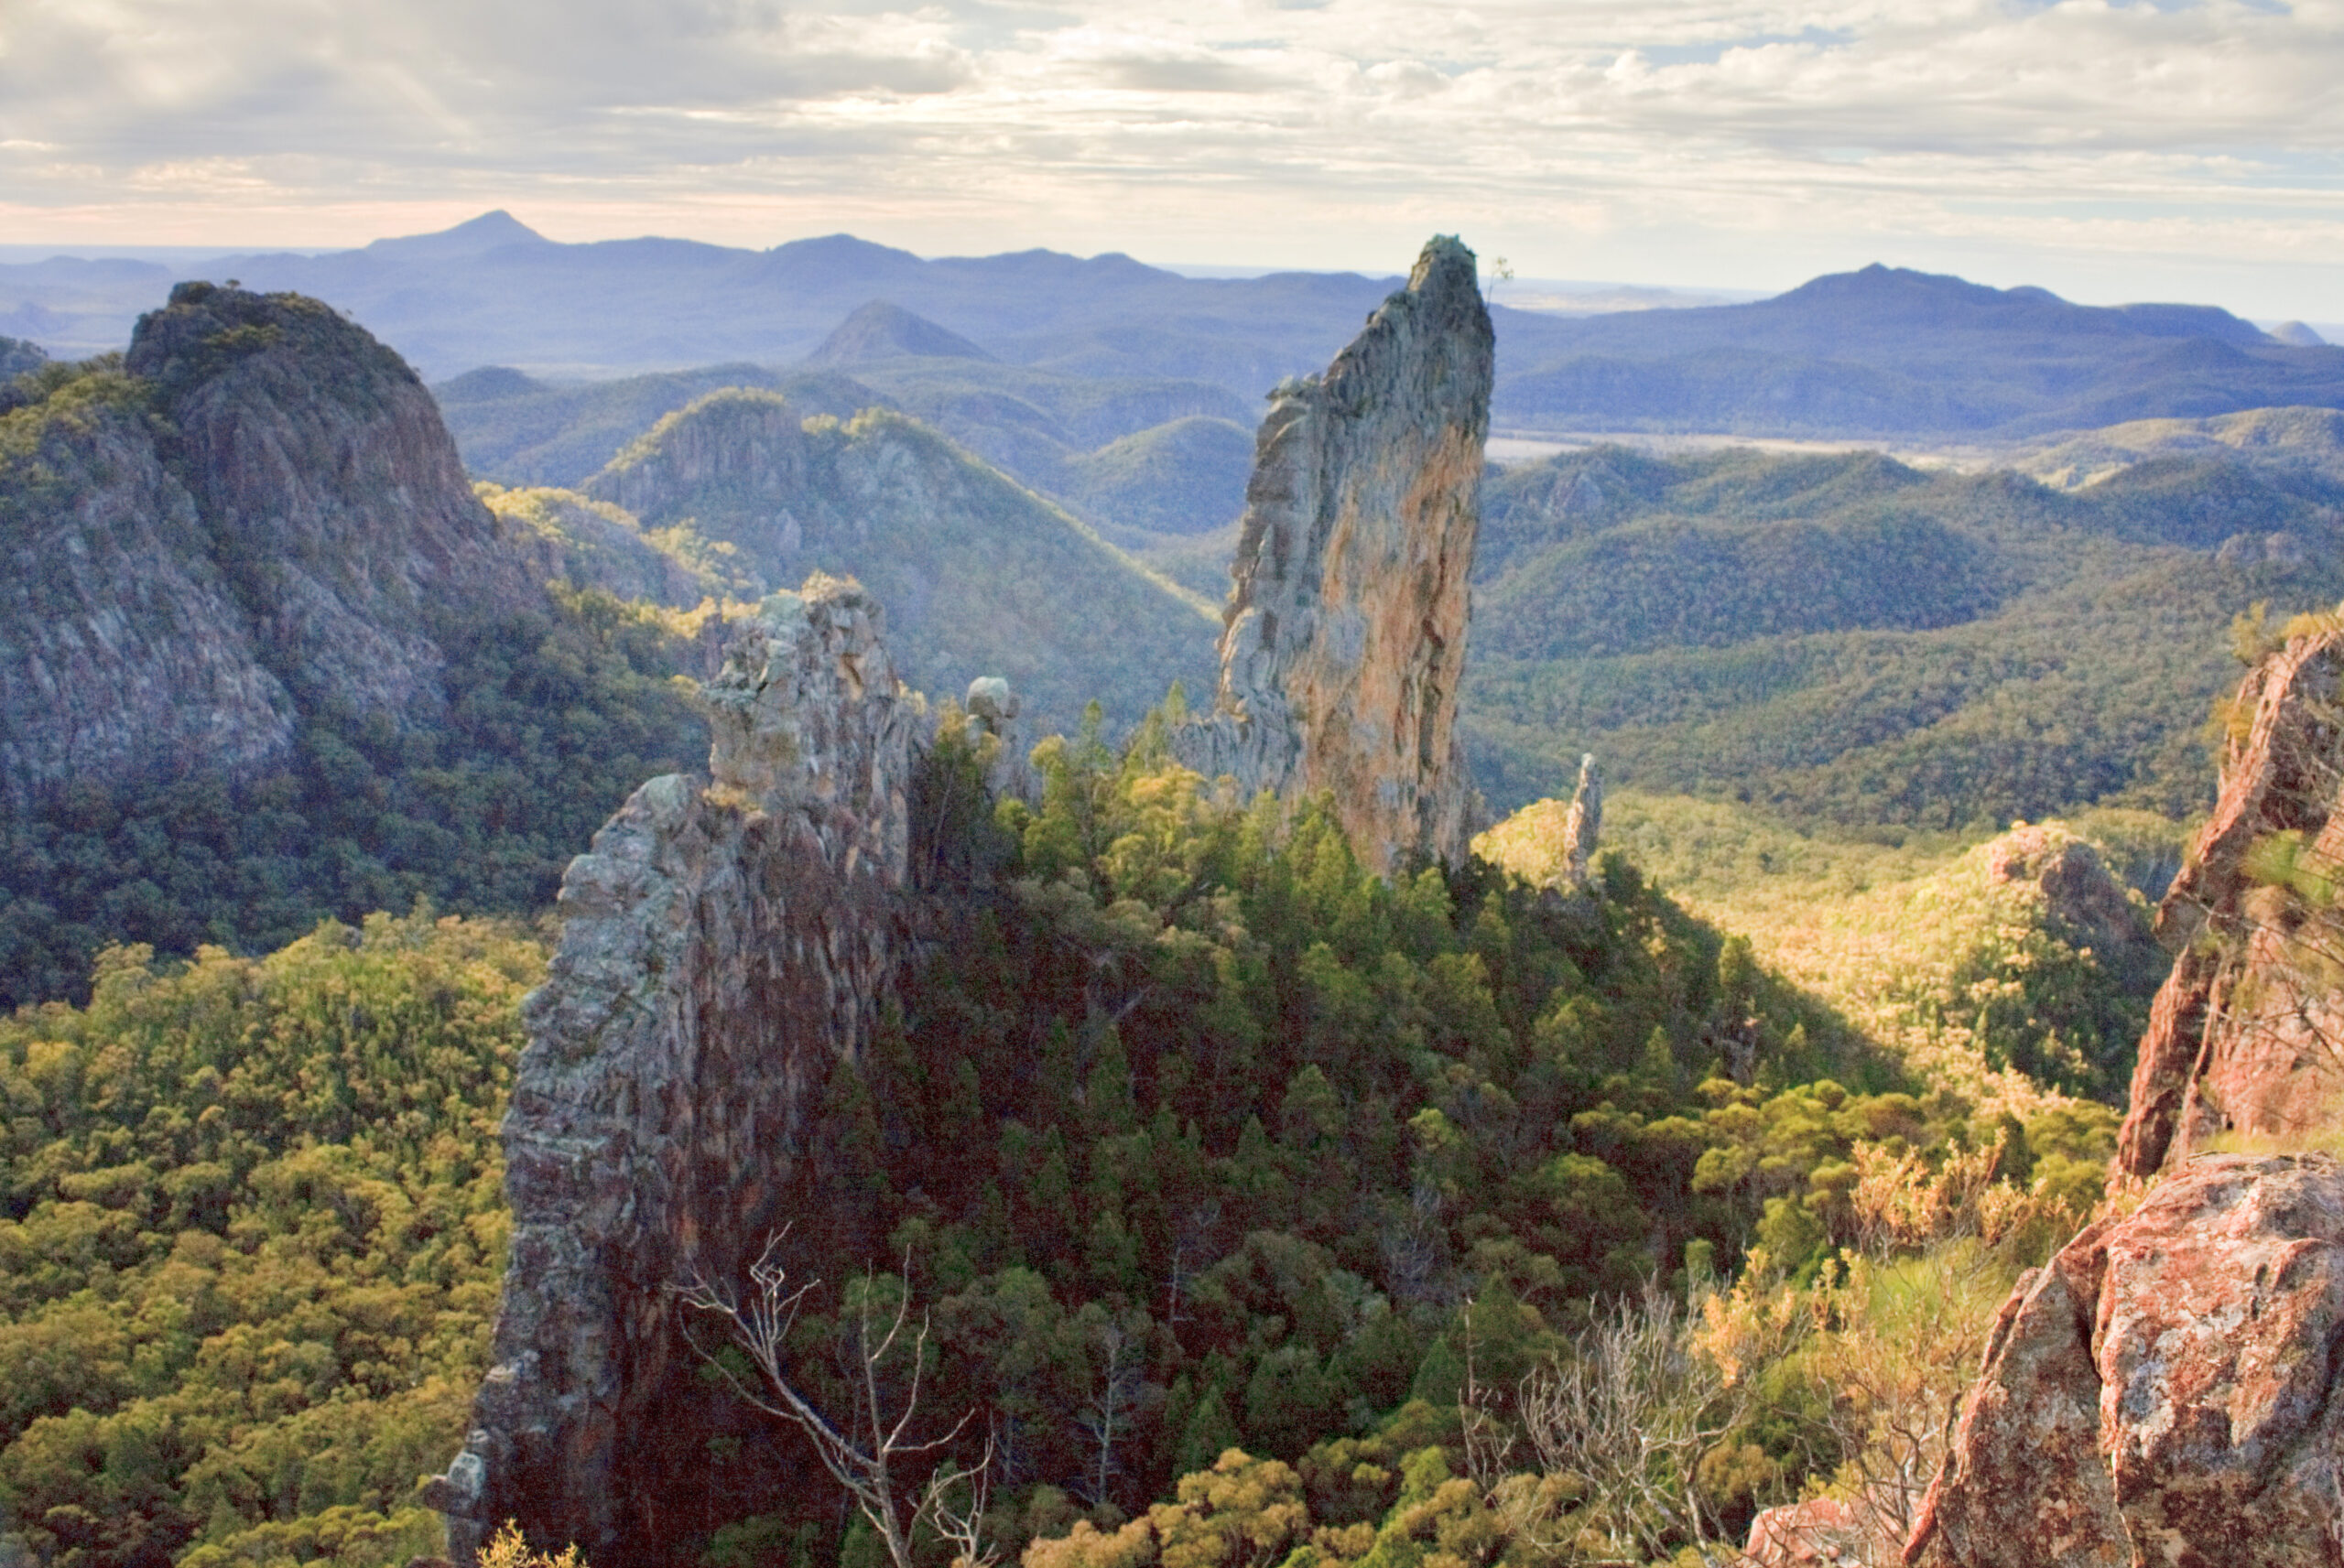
[[426, 576, 915, 1563], [2116, 625, 2344, 1176], [0, 283, 540, 808], [0, 395, 295, 807], [1904, 1153, 2344, 1568], [127, 282, 541, 714], [1179, 236, 1493, 874]]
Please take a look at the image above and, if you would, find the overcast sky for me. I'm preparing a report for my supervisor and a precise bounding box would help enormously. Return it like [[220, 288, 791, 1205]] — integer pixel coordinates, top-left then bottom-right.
[[5, 0, 2342, 317]]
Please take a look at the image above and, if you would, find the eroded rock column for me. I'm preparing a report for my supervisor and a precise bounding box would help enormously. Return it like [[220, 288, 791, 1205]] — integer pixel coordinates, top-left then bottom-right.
[[1181, 235, 1494, 874], [428, 575, 914, 1561]]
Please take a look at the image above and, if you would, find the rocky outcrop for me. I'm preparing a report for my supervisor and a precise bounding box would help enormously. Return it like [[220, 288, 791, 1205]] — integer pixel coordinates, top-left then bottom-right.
[[0, 283, 542, 808], [1179, 236, 1493, 874], [2116, 623, 2344, 1176], [1557, 753, 1603, 891], [1904, 1153, 2344, 1568], [426, 576, 916, 1563], [0, 392, 296, 807]]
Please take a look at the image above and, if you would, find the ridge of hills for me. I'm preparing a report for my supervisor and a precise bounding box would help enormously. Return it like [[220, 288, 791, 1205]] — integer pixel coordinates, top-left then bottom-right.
[[1462, 440, 2344, 827], [575, 386, 1219, 732], [7, 214, 2342, 450]]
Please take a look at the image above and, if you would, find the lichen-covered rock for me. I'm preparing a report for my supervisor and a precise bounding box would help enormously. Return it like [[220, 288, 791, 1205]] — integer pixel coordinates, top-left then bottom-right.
[[426, 577, 915, 1562], [1179, 236, 1493, 874], [2116, 625, 2344, 1176], [1904, 1153, 2344, 1568]]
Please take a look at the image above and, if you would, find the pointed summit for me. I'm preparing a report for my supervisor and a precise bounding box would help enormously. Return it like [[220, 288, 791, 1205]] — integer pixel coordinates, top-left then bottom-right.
[[808, 300, 995, 365], [363, 210, 552, 262], [1181, 234, 1493, 874]]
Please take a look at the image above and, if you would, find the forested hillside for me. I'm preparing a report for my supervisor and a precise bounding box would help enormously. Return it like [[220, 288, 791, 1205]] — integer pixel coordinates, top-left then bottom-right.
[[1464, 443, 2344, 826], [0, 717, 2132, 1567]]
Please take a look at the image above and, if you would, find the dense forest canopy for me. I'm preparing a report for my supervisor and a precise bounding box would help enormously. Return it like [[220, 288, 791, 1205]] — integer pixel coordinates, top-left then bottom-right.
[[1464, 443, 2344, 826], [0, 708, 2133, 1567]]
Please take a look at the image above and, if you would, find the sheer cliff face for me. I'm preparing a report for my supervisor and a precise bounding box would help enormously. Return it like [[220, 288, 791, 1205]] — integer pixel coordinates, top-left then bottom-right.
[[1184, 236, 1493, 874], [2116, 624, 2344, 1176], [0, 395, 294, 807], [429, 578, 915, 1563], [0, 282, 537, 808]]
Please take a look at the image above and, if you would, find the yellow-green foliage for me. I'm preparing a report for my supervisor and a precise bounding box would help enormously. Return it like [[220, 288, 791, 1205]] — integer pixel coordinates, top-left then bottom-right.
[[0, 912, 542, 1567], [1486, 792, 2175, 1109]]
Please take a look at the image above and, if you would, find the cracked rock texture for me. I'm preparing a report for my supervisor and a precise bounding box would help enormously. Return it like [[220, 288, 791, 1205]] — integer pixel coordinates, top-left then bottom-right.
[[1179, 236, 1492, 874], [1904, 1153, 2344, 1568], [2116, 625, 2344, 1176], [0, 282, 539, 807], [426, 576, 915, 1563]]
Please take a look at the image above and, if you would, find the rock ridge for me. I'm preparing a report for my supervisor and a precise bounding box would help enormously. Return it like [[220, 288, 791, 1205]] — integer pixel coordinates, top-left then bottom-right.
[[2116, 619, 2344, 1175], [427, 576, 917, 1562], [1178, 235, 1494, 874]]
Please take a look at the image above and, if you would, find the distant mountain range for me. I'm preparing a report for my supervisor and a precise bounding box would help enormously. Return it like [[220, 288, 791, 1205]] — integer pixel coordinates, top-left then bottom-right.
[[5, 211, 2341, 446]]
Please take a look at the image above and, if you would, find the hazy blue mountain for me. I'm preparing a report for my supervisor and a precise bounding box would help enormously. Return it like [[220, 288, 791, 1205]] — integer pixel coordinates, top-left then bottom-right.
[[12, 217, 2338, 442], [1491, 264, 2344, 438], [810, 300, 997, 364]]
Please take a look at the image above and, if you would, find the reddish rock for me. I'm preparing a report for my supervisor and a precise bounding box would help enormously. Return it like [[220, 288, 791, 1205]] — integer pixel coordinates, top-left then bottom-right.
[[1743, 1494, 1886, 1564], [2115, 627, 2344, 1176], [1905, 1153, 2344, 1568]]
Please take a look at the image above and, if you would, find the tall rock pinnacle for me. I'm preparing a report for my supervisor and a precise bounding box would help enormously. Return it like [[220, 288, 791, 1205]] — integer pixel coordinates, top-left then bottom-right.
[[426, 577, 915, 1562], [1183, 236, 1494, 873]]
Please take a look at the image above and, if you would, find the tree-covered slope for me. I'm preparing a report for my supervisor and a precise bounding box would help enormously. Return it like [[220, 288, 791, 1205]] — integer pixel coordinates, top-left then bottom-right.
[[0, 912, 538, 1567], [1463, 444, 2344, 827], [584, 390, 1220, 734]]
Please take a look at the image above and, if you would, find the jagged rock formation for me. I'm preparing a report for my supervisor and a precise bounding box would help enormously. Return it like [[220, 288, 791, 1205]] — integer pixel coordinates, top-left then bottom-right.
[[0, 282, 540, 807], [1904, 1153, 2344, 1568], [1557, 754, 1603, 890], [426, 576, 917, 1562], [1179, 236, 1493, 874], [2116, 622, 2344, 1176]]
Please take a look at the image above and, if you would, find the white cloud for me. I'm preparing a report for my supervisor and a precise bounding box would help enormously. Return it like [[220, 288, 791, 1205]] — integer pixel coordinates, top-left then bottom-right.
[[1, 0, 2341, 311]]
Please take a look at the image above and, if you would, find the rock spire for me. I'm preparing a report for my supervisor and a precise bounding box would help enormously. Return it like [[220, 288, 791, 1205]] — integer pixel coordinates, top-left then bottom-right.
[[426, 577, 916, 1562], [1180, 235, 1494, 874]]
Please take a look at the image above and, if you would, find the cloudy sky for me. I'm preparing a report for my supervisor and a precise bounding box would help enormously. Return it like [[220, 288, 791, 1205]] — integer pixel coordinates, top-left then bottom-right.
[[5, 0, 2342, 317]]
